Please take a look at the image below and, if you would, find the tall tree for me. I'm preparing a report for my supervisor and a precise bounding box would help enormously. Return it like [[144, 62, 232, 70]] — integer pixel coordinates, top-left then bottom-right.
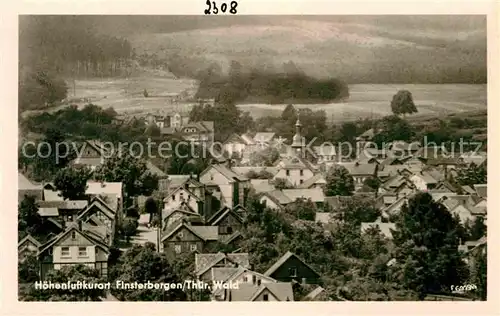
[[390, 90, 418, 116], [19, 265, 105, 301], [391, 192, 468, 298], [93, 154, 159, 205], [18, 196, 43, 238], [324, 166, 355, 196], [53, 167, 91, 200], [456, 162, 487, 186], [110, 243, 187, 301]]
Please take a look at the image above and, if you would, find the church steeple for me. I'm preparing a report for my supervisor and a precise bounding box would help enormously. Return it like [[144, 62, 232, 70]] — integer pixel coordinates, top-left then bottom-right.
[[291, 111, 304, 151]]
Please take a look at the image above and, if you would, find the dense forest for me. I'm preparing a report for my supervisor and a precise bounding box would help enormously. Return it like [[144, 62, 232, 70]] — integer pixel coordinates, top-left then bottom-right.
[[19, 16, 133, 111], [194, 61, 350, 104]]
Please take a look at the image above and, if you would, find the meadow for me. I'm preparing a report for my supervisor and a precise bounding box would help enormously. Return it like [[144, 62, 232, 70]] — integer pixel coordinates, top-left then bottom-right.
[[56, 77, 486, 124]]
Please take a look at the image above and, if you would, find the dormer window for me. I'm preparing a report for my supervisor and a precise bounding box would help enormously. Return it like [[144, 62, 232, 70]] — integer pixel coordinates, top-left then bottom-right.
[[263, 294, 269, 301]]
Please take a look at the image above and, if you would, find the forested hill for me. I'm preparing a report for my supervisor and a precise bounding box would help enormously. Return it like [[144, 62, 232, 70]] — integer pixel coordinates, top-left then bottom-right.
[[19, 16, 133, 78], [19, 16, 134, 111]]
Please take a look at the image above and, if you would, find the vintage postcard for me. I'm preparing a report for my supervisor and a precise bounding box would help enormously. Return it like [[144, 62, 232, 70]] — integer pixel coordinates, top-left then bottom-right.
[[1, 0, 498, 315]]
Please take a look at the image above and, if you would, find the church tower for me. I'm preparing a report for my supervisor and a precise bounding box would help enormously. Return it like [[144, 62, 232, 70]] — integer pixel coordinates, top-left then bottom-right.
[[291, 113, 305, 155]]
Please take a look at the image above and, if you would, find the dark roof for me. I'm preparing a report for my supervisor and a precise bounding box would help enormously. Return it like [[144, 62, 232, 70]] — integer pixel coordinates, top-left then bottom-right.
[[206, 206, 243, 226], [263, 251, 320, 278]]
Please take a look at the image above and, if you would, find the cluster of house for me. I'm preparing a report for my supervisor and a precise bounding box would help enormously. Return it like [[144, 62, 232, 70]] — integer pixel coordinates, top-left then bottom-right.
[[143, 101, 216, 144], [18, 115, 487, 301], [18, 172, 124, 280]]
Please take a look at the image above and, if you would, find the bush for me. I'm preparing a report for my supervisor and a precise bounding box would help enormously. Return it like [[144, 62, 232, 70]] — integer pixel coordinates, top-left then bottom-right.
[[123, 217, 138, 242]]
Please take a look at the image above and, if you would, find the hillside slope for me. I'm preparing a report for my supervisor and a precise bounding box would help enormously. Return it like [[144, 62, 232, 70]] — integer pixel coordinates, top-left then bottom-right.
[[129, 18, 486, 84]]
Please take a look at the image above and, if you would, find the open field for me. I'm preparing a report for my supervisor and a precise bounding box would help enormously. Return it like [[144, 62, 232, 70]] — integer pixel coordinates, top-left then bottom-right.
[[36, 78, 486, 124], [238, 84, 487, 122]]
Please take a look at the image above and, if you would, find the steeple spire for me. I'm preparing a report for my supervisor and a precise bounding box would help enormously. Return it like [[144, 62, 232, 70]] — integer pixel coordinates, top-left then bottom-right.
[[291, 109, 303, 150]]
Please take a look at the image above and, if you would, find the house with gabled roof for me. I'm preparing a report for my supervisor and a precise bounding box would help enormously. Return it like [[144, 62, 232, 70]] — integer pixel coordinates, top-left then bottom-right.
[[297, 173, 327, 190], [179, 121, 215, 145], [70, 140, 111, 170], [304, 286, 328, 301], [263, 251, 320, 284], [410, 171, 440, 191], [85, 181, 123, 216], [162, 203, 202, 230], [195, 252, 250, 282], [76, 196, 117, 244], [161, 222, 218, 255], [442, 198, 486, 225], [223, 133, 254, 159], [206, 206, 244, 243], [336, 162, 377, 187], [199, 164, 250, 209], [259, 191, 291, 211], [38, 223, 110, 279], [37, 200, 88, 223], [274, 156, 315, 187], [163, 185, 204, 216], [381, 195, 410, 218], [223, 282, 294, 301], [18, 234, 41, 261]]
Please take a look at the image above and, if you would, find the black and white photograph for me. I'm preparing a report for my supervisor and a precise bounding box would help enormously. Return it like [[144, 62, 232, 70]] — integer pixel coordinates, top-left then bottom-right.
[[16, 14, 488, 303]]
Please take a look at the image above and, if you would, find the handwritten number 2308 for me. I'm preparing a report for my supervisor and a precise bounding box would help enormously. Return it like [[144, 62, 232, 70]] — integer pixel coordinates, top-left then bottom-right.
[[205, 1, 238, 14]]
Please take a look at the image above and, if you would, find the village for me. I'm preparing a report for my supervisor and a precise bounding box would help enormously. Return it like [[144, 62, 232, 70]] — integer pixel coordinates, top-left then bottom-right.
[[18, 102, 487, 301]]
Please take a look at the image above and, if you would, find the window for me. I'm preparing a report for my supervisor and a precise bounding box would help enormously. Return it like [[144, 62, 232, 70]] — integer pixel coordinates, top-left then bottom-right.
[[172, 194, 175, 201], [71, 232, 76, 239], [227, 227, 233, 234], [179, 192, 184, 200], [289, 267, 297, 277], [174, 245, 182, 253], [263, 294, 269, 301], [257, 279, 261, 286], [61, 247, 70, 257], [243, 276, 248, 282], [286, 170, 290, 176], [210, 175, 214, 181], [300, 170, 304, 176], [300, 180, 304, 184], [178, 232, 184, 238], [252, 275, 257, 284], [190, 244, 197, 251], [78, 247, 87, 257], [68, 215, 73, 221], [48, 248, 53, 255]]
